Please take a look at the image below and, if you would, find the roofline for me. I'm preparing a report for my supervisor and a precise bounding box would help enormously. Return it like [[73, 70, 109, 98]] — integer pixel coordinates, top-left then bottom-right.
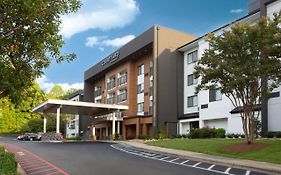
[[177, 11, 260, 52], [32, 99, 128, 113]]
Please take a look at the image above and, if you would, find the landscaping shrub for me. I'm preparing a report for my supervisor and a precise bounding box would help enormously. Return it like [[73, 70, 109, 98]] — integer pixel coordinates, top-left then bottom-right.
[[215, 128, 226, 138], [137, 135, 151, 140], [0, 152, 18, 175], [275, 132, 281, 138], [0, 146, 4, 152], [265, 132, 274, 138]]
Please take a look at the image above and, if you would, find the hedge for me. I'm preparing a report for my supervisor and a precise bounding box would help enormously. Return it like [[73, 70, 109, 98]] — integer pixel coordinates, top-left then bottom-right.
[[0, 146, 18, 175]]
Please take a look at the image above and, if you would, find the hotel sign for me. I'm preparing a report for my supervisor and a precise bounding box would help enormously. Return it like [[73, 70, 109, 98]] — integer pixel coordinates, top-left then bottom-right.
[[101, 51, 120, 66]]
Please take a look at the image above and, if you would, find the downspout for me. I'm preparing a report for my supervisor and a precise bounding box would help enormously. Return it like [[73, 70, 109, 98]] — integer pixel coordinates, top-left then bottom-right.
[[260, 0, 268, 136]]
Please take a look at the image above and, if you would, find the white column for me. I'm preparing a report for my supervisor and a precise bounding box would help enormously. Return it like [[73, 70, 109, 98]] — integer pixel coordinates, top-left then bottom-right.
[[117, 121, 120, 134], [92, 127, 96, 136], [43, 114, 47, 133], [112, 112, 116, 136], [56, 106, 61, 134]]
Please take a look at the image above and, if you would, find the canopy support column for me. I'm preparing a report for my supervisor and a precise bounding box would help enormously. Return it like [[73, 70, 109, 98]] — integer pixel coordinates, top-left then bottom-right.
[[56, 106, 61, 134], [112, 112, 116, 138], [43, 113, 47, 133], [117, 121, 120, 134]]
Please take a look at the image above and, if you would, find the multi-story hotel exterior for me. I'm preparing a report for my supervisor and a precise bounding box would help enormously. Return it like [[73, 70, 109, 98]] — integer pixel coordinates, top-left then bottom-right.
[[82, 26, 196, 139], [178, 0, 281, 135]]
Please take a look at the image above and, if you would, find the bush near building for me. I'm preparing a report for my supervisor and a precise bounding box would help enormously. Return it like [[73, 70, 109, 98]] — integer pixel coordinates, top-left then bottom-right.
[[0, 146, 18, 175], [189, 127, 226, 139]]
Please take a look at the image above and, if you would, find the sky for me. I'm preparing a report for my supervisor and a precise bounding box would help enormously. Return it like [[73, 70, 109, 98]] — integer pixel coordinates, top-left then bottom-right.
[[37, 0, 249, 92]]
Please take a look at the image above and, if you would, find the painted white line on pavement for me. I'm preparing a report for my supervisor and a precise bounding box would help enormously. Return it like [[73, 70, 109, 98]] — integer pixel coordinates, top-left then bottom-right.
[[169, 158, 179, 162], [180, 160, 189, 164], [245, 170, 251, 175], [192, 162, 201, 167], [207, 164, 215, 170], [225, 167, 231, 174]]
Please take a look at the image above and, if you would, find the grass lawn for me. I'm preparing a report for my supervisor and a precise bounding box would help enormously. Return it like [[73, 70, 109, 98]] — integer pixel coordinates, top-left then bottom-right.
[[146, 139, 281, 164], [0, 145, 18, 175]]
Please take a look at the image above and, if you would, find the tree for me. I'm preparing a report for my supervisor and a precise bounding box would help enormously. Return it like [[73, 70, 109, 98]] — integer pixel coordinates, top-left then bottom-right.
[[194, 12, 281, 144], [0, 0, 81, 103], [0, 82, 45, 133], [48, 85, 65, 99]]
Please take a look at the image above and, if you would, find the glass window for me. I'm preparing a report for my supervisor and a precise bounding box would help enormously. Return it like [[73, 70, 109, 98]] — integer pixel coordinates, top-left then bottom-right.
[[187, 50, 198, 64], [137, 83, 144, 94], [118, 88, 127, 102], [187, 95, 198, 107], [107, 75, 116, 90], [209, 88, 222, 102], [187, 74, 198, 86], [137, 102, 144, 113], [138, 64, 144, 75], [107, 92, 115, 104], [94, 86, 102, 97], [118, 70, 127, 85]]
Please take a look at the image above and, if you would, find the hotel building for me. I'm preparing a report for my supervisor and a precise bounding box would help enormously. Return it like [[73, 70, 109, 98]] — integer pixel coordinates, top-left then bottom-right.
[[82, 26, 196, 139], [177, 0, 281, 135]]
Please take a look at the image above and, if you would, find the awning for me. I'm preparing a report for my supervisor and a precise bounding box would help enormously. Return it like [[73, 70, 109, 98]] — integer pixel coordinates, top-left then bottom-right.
[[32, 99, 128, 116]]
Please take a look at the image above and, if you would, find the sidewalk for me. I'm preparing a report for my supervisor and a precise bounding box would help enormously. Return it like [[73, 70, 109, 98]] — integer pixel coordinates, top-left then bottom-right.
[[115, 140, 281, 175]]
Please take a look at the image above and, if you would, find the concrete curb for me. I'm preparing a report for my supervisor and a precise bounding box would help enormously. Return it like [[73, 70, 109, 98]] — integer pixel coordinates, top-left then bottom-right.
[[17, 163, 27, 175], [117, 141, 281, 175]]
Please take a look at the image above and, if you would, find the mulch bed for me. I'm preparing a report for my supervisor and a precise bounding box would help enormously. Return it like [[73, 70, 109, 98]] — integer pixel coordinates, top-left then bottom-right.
[[220, 143, 268, 153]]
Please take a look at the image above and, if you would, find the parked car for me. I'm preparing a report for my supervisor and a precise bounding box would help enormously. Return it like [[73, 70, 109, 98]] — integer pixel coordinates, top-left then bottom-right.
[[17, 133, 41, 141]]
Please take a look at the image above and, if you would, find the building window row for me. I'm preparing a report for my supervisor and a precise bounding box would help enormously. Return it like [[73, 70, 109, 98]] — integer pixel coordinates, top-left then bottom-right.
[[138, 64, 144, 75], [137, 83, 144, 94], [137, 102, 144, 113], [187, 74, 198, 86], [118, 70, 127, 86], [118, 88, 127, 102], [209, 88, 222, 102], [94, 86, 102, 97], [187, 95, 198, 107], [107, 76, 116, 90], [107, 92, 115, 104], [187, 50, 198, 64]]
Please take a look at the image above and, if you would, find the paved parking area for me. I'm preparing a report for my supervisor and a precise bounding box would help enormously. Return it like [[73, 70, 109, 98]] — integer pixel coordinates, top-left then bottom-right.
[[111, 144, 268, 175], [1, 142, 69, 175]]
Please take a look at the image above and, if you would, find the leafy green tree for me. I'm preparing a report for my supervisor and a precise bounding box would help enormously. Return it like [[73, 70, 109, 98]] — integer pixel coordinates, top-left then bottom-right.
[[0, 82, 45, 133], [62, 88, 78, 99], [0, 0, 81, 103], [195, 13, 281, 144], [48, 85, 65, 99]]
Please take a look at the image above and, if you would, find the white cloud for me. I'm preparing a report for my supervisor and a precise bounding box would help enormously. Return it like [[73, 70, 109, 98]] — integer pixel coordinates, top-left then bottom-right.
[[36, 75, 83, 93], [85, 36, 99, 47], [85, 34, 135, 48], [101, 35, 135, 47], [60, 0, 140, 38], [230, 9, 243, 14]]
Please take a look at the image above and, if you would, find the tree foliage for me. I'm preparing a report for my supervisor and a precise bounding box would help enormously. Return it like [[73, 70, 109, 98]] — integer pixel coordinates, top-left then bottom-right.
[[0, 82, 45, 133], [0, 0, 81, 103], [194, 12, 281, 144], [47, 85, 65, 99]]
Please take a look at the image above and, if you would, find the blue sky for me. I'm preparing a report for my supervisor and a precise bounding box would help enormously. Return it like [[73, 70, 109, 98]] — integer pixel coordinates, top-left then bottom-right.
[[37, 0, 248, 92]]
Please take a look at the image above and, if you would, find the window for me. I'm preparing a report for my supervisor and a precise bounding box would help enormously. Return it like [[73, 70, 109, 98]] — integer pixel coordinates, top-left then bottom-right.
[[137, 102, 144, 113], [137, 83, 144, 94], [118, 88, 127, 102], [149, 100, 153, 113], [118, 70, 127, 85], [68, 121, 75, 129], [187, 74, 198, 86], [209, 88, 222, 102], [94, 86, 102, 97], [138, 64, 144, 75], [187, 95, 198, 107], [187, 50, 198, 64], [107, 92, 115, 104], [107, 75, 116, 90], [95, 99, 101, 103]]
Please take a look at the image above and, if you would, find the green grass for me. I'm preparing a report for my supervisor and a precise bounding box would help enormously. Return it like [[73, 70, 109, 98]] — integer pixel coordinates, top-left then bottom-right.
[[0, 145, 18, 175], [146, 139, 281, 164]]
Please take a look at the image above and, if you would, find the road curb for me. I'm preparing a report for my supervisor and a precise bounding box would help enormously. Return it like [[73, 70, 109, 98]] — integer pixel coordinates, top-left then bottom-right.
[[17, 163, 27, 175], [118, 141, 281, 175]]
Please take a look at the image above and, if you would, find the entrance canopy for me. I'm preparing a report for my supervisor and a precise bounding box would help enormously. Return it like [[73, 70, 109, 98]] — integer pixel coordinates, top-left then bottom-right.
[[32, 99, 128, 115]]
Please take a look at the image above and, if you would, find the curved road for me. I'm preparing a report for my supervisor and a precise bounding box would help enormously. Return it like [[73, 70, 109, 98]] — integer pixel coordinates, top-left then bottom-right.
[[0, 136, 266, 175]]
